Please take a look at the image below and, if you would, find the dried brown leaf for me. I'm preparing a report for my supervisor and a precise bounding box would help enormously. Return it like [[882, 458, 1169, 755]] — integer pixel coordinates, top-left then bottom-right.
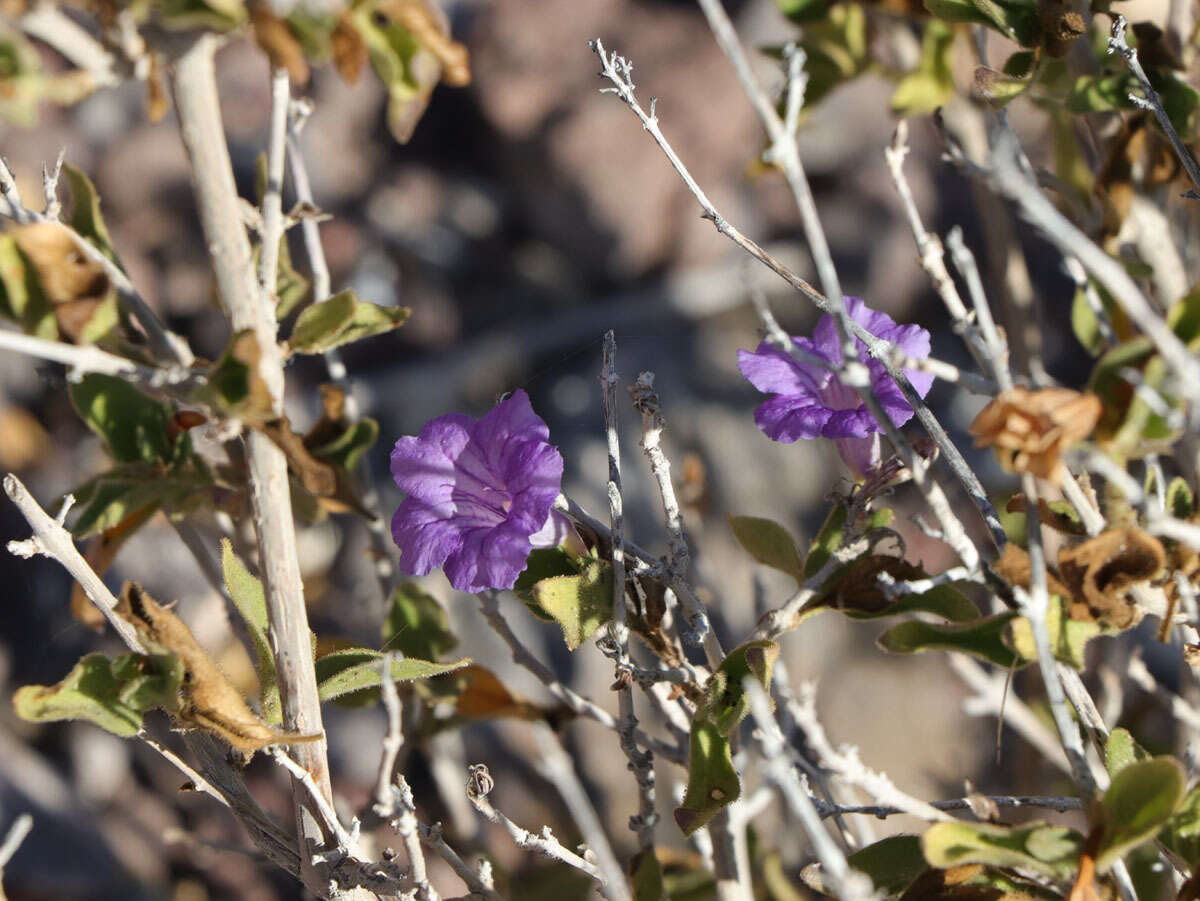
[[331, 13, 367, 84], [11, 222, 111, 343], [1058, 528, 1163, 628], [116, 582, 319, 755], [969, 388, 1101, 483], [382, 0, 471, 86], [251, 5, 310, 86], [71, 506, 158, 633]]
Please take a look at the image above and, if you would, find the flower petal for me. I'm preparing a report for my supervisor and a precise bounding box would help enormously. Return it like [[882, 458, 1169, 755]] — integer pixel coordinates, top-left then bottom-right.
[[390, 413, 474, 510], [443, 524, 533, 593], [822, 407, 876, 439], [391, 499, 463, 577], [753, 395, 834, 442]]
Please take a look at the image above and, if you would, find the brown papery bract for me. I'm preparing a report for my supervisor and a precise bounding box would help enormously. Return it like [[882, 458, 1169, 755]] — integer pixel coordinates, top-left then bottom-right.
[[969, 388, 1102, 484]]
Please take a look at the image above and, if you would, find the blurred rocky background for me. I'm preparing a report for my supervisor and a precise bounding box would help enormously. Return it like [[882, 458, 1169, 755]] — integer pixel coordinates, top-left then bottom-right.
[[0, 0, 1150, 896]]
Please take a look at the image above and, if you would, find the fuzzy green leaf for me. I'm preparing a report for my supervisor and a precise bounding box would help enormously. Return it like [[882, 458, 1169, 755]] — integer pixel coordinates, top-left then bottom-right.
[[1105, 727, 1151, 778], [921, 820, 1084, 880], [629, 849, 665, 901], [288, 289, 410, 354], [220, 539, 280, 724], [383, 583, 458, 662], [877, 612, 1025, 668], [847, 834, 927, 895], [703, 640, 780, 737], [804, 502, 847, 578], [531, 560, 613, 651], [1167, 477, 1195, 520], [63, 163, 121, 268], [1096, 757, 1185, 871], [728, 514, 803, 583], [69, 374, 174, 464], [316, 648, 469, 703], [13, 652, 182, 737], [674, 718, 740, 837]]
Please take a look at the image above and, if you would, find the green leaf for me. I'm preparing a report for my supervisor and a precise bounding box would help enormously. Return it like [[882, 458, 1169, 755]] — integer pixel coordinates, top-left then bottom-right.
[[792, 4, 871, 110], [63, 164, 121, 268], [1072, 282, 1117, 356], [220, 539, 280, 724], [629, 849, 666, 901], [1167, 477, 1194, 520], [308, 417, 379, 471], [273, 234, 309, 319], [288, 289, 410, 354], [891, 20, 956, 115], [921, 820, 1084, 880], [924, 0, 1038, 45], [774, 0, 834, 22], [1096, 757, 1185, 871], [13, 652, 182, 737], [532, 560, 614, 651], [383, 582, 458, 662], [877, 612, 1026, 667], [847, 834, 927, 895], [68, 463, 179, 538], [316, 648, 469, 703], [804, 502, 847, 578], [702, 640, 780, 737], [1006, 594, 1100, 670], [69, 374, 174, 464], [156, 0, 247, 31], [1003, 50, 1036, 77], [513, 547, 580, 620], [1105, 727, 1151, 778], [674, 718, 740, 837], [351, 2, 438, 142], [0, 231, 55, 337], [728, 514, 803, 583], [1162, 785, 1200, 867]]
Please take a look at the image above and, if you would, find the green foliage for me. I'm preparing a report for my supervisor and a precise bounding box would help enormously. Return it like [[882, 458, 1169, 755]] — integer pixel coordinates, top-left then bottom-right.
[[891, 20, 956, 115], [788, 4, 871, 111], [1161, 785, 1200, 867], [728, 514, 804, 583], [13, 652, 183, 737], [68, 461, 209, 538], [921, 820, 1084, 880], [204, 330, 276, 424], [514, 547, 580, 620], [221, 539, 281, 723], [1167, 476, 1195, 519], [1072, 282, 1117, 357], [846, 834, 928, 894], [69, 374, 178, 464], [288, 289, 410, 354], [1006, 594, 1100, 670], [383, 583, 459, 662], [156, 0, 247, 31], [315, 648, 469, 704], [804, 502, 847, 578], [531, 560, 614, 651], [64, 164, 122, 268], [674, 718, 740, 837], [877, 611, 1025, 667], [0, 231, 55, 338], [1095, 757, 1185, 871], [628, 849, 665, 901], [799, 557, 980, 623], [307, 417, 379, 472], [924, 0, 1038, 46], [1105, 727, 1151, 777], [701, 641, 779, 737]]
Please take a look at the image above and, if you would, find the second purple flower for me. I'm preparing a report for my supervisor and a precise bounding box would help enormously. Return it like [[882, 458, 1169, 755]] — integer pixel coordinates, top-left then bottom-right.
[[737, 297, 934, 475]]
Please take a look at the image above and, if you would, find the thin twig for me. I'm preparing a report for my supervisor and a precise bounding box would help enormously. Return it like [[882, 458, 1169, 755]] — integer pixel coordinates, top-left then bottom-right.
[[600, 332, 658, 852], [0, 326, 196, 389], [1108, 15, 1200, 197], [820, 795, 1084, 819], [746, 681, 873, 901], [388, 777, 437, 901], [477, 591, 685, 764], [418, 822, 501, 901], [0, 812, 32, 899], [466, 764, 608, 888]]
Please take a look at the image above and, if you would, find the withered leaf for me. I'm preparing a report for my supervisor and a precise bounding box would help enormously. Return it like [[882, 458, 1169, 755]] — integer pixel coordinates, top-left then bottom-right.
[[251, 4, 310, 86], [969, 388, 1101, 483], [380, 0, 470, 87], [11, 222, 112, 343], [116, 582, 320, 755], [71, 504, 158, 632], [331, 13, 367, 84], [1058, 529, 1164, 629]]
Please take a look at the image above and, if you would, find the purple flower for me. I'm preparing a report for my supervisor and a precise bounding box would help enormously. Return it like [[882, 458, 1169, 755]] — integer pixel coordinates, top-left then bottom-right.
[[737, 297, 934, 476], [390, 390, 567, 593]]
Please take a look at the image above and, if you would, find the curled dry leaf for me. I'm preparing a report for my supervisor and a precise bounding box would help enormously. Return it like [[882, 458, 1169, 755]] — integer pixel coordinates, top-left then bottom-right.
[[382, 0, 471, 87], [1058, 528, 1164, 629], [994, 529, 1164, 629], [251, 4, 310, 86], [968, 387, 1101, 483], [11, 222, 111, 342], [116, 582, 320, 756], [331, 12, 368, 84]]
